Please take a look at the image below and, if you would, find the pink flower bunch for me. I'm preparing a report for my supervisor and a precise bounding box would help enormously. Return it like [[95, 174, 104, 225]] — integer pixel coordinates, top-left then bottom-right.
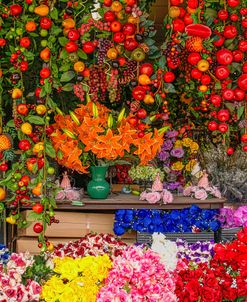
[[0, 253, 41, 302], [97, 246, 177, 302], [218, 206, 247, 228], [140, 189, 174, 204], [51, 233, 128, 259], [183, 185, 222, 200]]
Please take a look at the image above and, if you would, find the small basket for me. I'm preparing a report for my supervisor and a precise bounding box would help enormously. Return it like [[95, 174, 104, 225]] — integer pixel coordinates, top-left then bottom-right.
[[221, 227, 242, 242], [137, 231, 215, 246]]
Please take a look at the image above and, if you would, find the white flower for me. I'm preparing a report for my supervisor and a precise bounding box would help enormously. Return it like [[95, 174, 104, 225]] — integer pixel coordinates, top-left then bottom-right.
[[151, 233, 178, 271]]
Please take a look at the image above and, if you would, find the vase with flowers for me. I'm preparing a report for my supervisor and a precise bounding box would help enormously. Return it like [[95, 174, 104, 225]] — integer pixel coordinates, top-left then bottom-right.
[[51, 102, 165, 199]]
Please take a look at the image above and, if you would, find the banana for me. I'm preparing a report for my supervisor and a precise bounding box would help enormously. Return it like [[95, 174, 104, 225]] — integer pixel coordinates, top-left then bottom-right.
[[69, 111, 80, 125], [92, 102, 98, 118], [62, 128, 77, 139], [117, 107, 126, 123], [55, 107, 64, 115], [107, 114, 113, 128]]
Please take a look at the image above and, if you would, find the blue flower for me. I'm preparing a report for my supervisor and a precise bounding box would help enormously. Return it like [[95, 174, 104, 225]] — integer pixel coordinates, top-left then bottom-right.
[[113, 223, 126, 236], [209, 220, 221, 231], [189, 205, 201, 215]]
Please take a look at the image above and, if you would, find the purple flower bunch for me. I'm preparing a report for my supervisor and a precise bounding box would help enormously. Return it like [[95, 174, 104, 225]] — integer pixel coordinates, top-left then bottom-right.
[[176, 239, 215, 263], [218, 206, 247, 228]]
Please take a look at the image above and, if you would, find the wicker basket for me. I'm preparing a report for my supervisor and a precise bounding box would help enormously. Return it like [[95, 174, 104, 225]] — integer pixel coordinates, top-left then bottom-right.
[[137, 231, 215, 245], [221, 227, 242, 242]]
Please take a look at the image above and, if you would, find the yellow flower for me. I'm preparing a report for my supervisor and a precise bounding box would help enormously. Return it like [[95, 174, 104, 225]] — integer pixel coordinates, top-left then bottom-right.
[[185, 159, 197, 172], [171, 161, 184, 171], [182, 137, 193, 147], [190, 142, 199, 153], [174, 140, 183, 148]]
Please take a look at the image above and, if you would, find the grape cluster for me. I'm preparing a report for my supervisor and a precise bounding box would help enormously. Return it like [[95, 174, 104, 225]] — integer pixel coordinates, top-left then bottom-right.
[[163, 42, 181, 69], [73, 83, 85, 102], [48, 216, 59, 226], [108, 69, 121, 103], [80, 19, 110, 36], [88, 66, 107, 102], [97, 39, 112, 65], [119, 60, 137, 84]]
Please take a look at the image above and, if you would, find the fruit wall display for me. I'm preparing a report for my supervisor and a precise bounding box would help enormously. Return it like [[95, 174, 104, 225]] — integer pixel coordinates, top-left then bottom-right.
[[0, 0, 246, 250]]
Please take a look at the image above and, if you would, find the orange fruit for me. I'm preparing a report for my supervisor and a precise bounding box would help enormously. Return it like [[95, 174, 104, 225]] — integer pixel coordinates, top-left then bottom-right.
[[169, 6, 181, 18], [12, 88, 22, 99], [34, 5, 49, 17], [0, 187, 6, 201], [138, 74, 152, 85], [128, 16, 140, 24], [40, 47, 51, 61], [199, 85, 208, 92], [197, 59, 210, 72], [21, 123, 33, 135], [25, 21, 37, 32], [74, 61, 85, 73], [62, 18, 76, 29], [36, 104, 47, 115], [107, 48, 118, 60], [0, 134, 11, 152], [143, 94, 155, 104], [111, 1, 123, 12]]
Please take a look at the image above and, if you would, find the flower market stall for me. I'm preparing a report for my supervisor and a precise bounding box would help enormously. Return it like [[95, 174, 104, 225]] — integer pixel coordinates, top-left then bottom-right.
[[0, 0, 247, 300]]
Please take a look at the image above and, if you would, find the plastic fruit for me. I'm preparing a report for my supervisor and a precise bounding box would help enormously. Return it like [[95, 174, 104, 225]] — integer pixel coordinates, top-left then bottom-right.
[[210, 95, 221, 107], [6, 216, 16, 225], [47, 167, 55, 175], [143, 94, 155, 104], [104, 11, 115, 22], [137, 109, 147, 119], [191, 68, 202, 79], [113, 32, 125, 43], [131, 48, 145, 62], [187, 52, 201, 65], [110, 21, 122, 32], [232, 50, 243, 62], [213, 35, 225, 47], [25, 21, 37, 32], [237, 74, 247, 91], [36, 104, 47, 115], [140, 63, 153, 76], [0, 187, 6, 201], [197, 59, 209, 72], [138, 74, 151, 85], [33, 222, 43, 233], [218, 123, 228, 133], [40, 47, 50, 61], [18, 139, 31, 151], [111, 1, 123, 12], [163, 71, 175, 82], [124, 38, 138, 51], [223, 25, 237, 39], [208, 121, 218, 131], [218, 9, 228, 20], [21, 122, 33, 135], [216, 49, 233, 65], [129, 116, 138, 126], [185, 24, 211, 38], [20, 61, 28, 72], [10, 4, 22, 16], [227, 0, 240, 7], [186, 36, 203, 52], [40, 17, 52, 30], [172, 19, 185, 32], [20, 37, 31, 48], [242, 145, 247, 152], [32, 183, 42, 196], [67, 29, 80, 41], [32, 203, 44, 214], [201, 74, 211, 85], [33, 142, 44, 153], [74, 61, 85, 73], [227, 147, 234, 155], [0, 163, 8, 171], [234, 88, 245, 101], [222, 89, 234, 101], [34, 5, 49, 16], [241, 134, 247, 143], [21, 175, 31, 186], [169, 6, 181, 18], [12, 88, 23, 99], [0, 134, 12, 152], [215, 66, 230, 80], [132, 86, 146, 101], [62, 18, 75, 29], [65, 41, 78, 53], [40, 67, 51, 79], [122, 23, 136, 36], [217, 109, 230, 122], [107, 48, 118, 59], [17, 104, 28, 116], [82, 41, 95, 54]]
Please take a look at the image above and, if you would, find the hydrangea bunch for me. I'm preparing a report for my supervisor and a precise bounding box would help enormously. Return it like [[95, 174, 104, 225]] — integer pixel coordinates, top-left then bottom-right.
[[129, 165, 164, 182], [97, 246, 177, 302], [114, 205, 220, 236]]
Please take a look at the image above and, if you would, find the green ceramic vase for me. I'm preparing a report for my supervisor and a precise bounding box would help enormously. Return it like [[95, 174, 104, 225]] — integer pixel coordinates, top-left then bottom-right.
[[87, 166, 110, 199]]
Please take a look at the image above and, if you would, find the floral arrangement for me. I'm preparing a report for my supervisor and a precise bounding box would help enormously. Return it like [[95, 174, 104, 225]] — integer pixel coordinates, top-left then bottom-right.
[[183, 185, 222, 200], [128, 165, 165, 182], [176, 227, 247, 302], [113, 205, 220, 236], [0, 244, 10, 264], [140, 189, 173, 204], [51, 102, 164, 173], [97, 245, 177, 302], [41, 255, 112, 302], [158, 131, 199, 191], [51, 233, 127, 259], [0, 252, 42, 302], [218, 206, 247, 229], [176, 239, 215, 264]]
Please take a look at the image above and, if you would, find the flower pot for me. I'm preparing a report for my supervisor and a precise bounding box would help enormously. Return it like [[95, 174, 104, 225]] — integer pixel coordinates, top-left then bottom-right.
[[87, 166, 110, 199]]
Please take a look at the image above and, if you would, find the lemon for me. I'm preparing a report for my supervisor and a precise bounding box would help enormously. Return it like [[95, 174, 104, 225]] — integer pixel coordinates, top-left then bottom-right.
[[21, 122, 33, 135]]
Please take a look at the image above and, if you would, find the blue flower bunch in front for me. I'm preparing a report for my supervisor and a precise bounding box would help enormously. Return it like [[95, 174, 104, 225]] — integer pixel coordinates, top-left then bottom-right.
[[0, 244, 10, 264], [113, 205, 221, 236]]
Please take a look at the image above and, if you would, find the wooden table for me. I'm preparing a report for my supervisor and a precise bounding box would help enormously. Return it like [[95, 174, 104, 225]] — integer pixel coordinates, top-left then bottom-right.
[[54, 194, 225, 211]]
